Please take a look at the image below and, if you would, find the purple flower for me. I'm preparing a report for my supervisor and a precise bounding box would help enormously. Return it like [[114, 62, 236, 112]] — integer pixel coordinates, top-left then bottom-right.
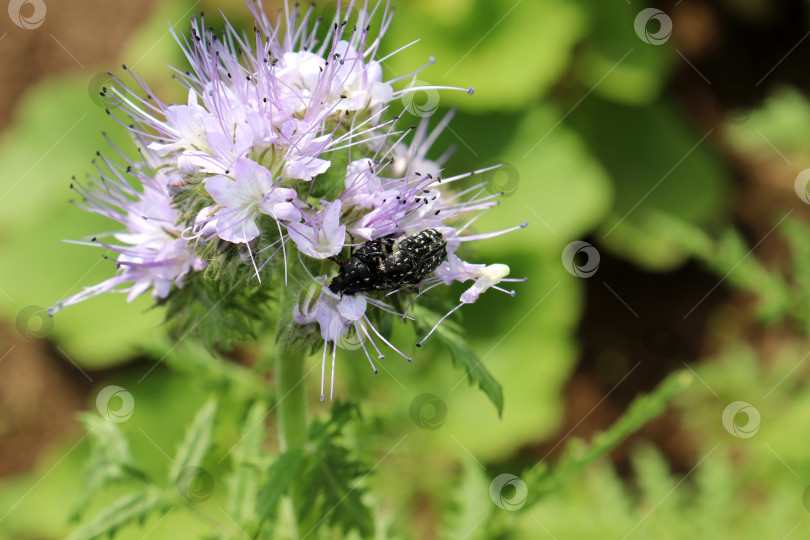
[[295, 281, 413, 401], [50, 152, 203, 315], [55, 1, 525, 401]]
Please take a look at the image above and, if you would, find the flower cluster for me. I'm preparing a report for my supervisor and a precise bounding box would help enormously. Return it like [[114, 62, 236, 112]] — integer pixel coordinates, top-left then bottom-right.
[[53, 1, 526, 400]]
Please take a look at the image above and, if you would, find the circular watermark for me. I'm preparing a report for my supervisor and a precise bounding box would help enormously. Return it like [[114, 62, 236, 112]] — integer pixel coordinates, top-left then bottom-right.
[[336, 329, 363, 351], [326, 318, 363, 351], [88, 72, 127, 110], [96, 385, 135, 423], [794, 169, 810, 204], [484, 162, 520, 198], [401, 79, 440, 118], [8, 0, 46, 29], [562, 241, 600, 278], [721, 401, 760, 438], [16, 305, 54, 341], [634, 8, 672, 45], [714, 102, 750, 126], [489, 473, 528, 511], [176, 466, 215, 503], [409, 393, 447, 430]]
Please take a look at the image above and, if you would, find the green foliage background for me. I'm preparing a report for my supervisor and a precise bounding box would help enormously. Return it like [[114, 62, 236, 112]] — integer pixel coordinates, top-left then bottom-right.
[[1, 0, 810, 538]]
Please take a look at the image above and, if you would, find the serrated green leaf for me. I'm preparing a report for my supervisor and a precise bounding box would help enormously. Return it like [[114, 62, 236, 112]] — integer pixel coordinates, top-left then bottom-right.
[[254, 401, 375, 538], [225, 401, 269, 533], [159, 271, 276, 351], [412, 305, 503, 416], [255, 449, 308, 520], [441, 456, 491, 540], [644, 212, 791, 321], [297, 408, 374, 538], [67, 492, 168, 540], [79, 414, 137, 468], [301, 445, 373, 538], [72, 414, 149, 521], [168, 397, 218, 485], [527, 370, 692, 505]]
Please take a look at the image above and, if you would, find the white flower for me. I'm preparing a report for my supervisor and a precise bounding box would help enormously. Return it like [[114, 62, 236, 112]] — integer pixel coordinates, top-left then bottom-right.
[[288, 200, 346, 258], [460, 264, 511, 304]]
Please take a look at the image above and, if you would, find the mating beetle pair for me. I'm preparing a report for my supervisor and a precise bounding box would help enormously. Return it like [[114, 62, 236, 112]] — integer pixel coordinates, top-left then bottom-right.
[[328, 229, 447, 295]]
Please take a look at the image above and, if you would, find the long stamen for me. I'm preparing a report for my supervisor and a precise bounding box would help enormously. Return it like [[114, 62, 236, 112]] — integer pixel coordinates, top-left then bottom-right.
[[363, 315, 412, 361], [355, 324, 380, 372], [457, 222, 528, 242], [320, 339, 328, 401], [357, 322, 385, 360], [491, 286, 516, 296], [330, 341, 337, 402], [416, 303, 464, 348]]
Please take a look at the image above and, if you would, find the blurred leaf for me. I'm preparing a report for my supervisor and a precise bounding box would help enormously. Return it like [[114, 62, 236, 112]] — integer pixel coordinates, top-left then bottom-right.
[[526, 370, 692, 505], [66, 492, 168, 540], [72, 415, 149, 520], [226, 401, 269, 534], [472, 371, 692, 539], [783, 216, 810, 332], [486, 104, 614, 250], [526, 339, 810, 538], [724, 86, 810, 160], [441, 456, 492, 540], [574, 0, 673, 104], [298, 402, 374, 538], [255, 449, 307, 522], [168, 397, 218, 485], [635, 443, 680, 508], [567, 96, 731, 269], [143, 338, 266, 399], [384, 0, 586, 111], [645, 211, 791, 321], [79, 414, 139, 475]]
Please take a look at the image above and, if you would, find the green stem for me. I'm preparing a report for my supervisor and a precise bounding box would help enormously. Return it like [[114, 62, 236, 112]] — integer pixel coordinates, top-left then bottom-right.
[[275, 340, 308, 451], [275, 339, 308, 539]]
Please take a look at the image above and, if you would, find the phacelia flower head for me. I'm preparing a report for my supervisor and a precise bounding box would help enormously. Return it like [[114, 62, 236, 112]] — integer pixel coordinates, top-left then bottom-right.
[[53, 0, 526, 401]]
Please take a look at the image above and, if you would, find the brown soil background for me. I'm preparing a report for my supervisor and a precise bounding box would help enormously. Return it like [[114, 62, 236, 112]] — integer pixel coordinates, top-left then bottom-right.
[[0, 0, 160, 477]]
